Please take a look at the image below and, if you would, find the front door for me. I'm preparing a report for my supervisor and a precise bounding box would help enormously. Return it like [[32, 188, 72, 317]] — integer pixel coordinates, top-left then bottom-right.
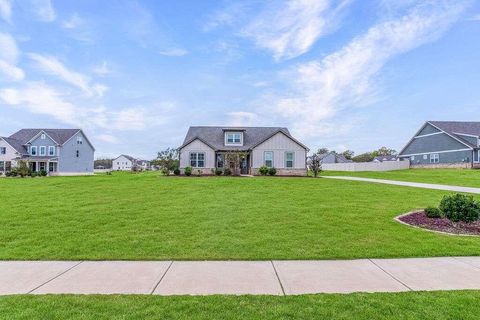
[[240, 155, 248, 174]]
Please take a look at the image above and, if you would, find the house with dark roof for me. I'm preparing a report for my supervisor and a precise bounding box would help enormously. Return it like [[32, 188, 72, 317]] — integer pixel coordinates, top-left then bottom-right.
[[398, 121, 480, 168], [178, 126, 309, 175], [318, 152, 352, 164], [373, 155, 398, 162], [0, 129, 94, 175], [112, 155, 150, 171]]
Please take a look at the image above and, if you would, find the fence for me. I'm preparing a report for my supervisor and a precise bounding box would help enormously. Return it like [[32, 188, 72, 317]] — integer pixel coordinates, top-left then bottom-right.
[[322, 160, 410, 172]]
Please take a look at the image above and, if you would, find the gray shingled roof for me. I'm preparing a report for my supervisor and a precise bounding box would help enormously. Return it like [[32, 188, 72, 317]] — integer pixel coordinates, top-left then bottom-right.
[[1, 137, 28, 155], [117, 154, 137, 162], [9, 129, 81, 145], [429, 121, 480, 148], [180, 126, 308, 151]]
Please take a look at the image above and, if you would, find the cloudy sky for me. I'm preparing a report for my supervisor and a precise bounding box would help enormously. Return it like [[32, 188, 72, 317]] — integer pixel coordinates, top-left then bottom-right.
[[0, 0, 479, 159]]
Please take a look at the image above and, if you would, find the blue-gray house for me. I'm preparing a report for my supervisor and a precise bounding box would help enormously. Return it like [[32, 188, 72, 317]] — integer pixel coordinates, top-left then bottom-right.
[[398, 121, 480, 168], [0, 129, 95, 175]]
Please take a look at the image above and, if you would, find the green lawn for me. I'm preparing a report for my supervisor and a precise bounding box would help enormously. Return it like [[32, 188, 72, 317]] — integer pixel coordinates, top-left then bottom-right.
[[321, 168, 480, 187], [2, 291, 480, 319], [1, 172, 480, 260]]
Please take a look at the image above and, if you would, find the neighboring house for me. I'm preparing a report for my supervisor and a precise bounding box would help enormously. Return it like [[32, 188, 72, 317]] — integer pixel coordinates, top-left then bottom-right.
[[318, 152, 352, 164], [398, 121, 480, 168], [112, 155, 150, 171], [0, 129, 94, 176], [373, 155, 398, 162], [178, 126, 309, 176]]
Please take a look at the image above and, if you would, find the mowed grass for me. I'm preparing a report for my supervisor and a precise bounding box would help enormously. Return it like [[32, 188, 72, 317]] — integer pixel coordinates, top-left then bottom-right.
[[322, 168, 480, 188], [2, 291, 480, 319], [1, 172, 480, 260]]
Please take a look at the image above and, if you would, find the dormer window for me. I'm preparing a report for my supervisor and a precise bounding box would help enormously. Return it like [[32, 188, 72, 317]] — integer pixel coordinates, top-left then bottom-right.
[[225, 132, 242, 146]]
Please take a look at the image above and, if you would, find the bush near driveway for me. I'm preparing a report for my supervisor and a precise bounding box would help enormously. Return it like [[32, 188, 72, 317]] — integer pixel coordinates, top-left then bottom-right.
[[439, 194, 480, 223]]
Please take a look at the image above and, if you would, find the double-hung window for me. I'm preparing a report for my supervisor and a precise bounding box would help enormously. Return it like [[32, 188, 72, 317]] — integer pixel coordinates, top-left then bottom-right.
[[31, 146, 37, 156], [77, 136, 83, 144], [285, 152, 294, 168], [190, 152, 205, 168], [0, 161, 4, 171], [48, 146, 55, 156], [225, 133, 242, 145], [0, 147, 6, 155], [264, 151, 273, 168], [430, 153, 439, 163], [39, 146, 46, 156]]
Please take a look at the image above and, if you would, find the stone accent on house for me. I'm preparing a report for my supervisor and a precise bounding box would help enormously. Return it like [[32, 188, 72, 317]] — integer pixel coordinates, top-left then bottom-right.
[[251, 168, 307, 176], [410, 163, 472, 169], [181, 168, 215, 175]]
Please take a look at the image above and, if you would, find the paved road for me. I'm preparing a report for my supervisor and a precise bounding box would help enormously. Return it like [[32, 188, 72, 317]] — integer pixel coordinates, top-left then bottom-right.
[[2, 257, 480, 295], [322, 176, 480, 194]]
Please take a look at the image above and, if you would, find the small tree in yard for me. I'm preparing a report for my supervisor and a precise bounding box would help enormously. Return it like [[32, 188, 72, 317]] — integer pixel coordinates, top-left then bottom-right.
[[308, 154, 322, 178], [16, 160, 30, 178], [153, 148, 179, 175]]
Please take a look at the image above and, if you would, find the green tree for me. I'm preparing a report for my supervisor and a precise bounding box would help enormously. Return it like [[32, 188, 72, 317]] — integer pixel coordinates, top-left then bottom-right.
[[308, 154, 322, 177], [153, 148, 179, 174], [372, 147, 397, 157], [341, 150, 355, 160], [317, 148, 329, 155]]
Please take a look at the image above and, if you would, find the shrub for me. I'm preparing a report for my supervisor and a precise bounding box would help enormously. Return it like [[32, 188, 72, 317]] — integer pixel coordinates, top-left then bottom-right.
[[40, 170, 47, 177], [258, 166, 269, 176], [173, 168, 180, 175], [5, 171, 11, 177], [439, 194, 480, 223], [10, 170, 17, 177], [31, 171, 38, 178], [184, 166, 192, 176], [268, 167, 277, 176], [197, 169, 202, 177], [215, 168, 223, 176], [160, 167, 170, 176], [424, 206, 442, 218], [223, 168, 232, 176], [0, 172, 3, 176]]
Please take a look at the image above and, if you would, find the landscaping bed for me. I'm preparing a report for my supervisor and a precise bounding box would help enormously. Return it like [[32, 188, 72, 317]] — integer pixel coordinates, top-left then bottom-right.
[[398, 211, 480, 236]]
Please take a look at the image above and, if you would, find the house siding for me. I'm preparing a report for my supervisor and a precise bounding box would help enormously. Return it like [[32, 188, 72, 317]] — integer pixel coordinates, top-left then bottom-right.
[[29, 133, 57, 156], [252, 132, 306, 170], [58, 131, 94, 174], [0, 139, 19, 171], [179, 139, 215, 169], [401, 132, 470, 155], [406, 150, 473, 165], [455, 135, 478, 146], [418, 123, 441, 136], [113, 156, 133, 170]]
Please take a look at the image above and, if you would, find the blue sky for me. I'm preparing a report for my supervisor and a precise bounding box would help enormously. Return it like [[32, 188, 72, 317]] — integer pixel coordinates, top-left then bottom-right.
[[0, 0, 479, 159]]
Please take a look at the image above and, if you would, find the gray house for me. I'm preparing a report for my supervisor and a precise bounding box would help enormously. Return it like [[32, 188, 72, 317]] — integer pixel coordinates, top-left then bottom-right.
[[398, 121, 480, 168], [318, 152, 352, 164], [0, 129, 94, 175], [179, 126, 309, 176]]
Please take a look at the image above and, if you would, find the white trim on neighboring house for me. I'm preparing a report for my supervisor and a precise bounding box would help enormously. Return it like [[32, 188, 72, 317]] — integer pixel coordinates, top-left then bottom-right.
[[399, 121, 474, 156], [400, 148, 472, 157], [413, 132, 444, 138]]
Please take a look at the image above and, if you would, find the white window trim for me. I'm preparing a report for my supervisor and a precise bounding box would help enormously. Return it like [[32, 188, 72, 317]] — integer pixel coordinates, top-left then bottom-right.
[[41, 133, 46, 139], [48, 146, 55, 156], [0, 147, 6, 155], [39, 146, 46, 156], [401, 148, 472, 157], [189, 152, 206, 168], [430, 153, 439, 163], [224, 132, 243, 146], [285, 151, 294, 168], [31, 146, 37, 156], [264, 151, 274, 168]]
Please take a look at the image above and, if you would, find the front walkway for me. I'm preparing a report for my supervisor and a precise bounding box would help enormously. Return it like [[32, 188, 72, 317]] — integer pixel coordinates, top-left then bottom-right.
[[322, 176, 480, 194], [2, 257, 480, 295]]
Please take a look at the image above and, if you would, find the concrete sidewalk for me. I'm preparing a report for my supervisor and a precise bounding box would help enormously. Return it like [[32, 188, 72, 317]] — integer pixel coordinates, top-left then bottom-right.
[[2, 257, 480, 295], [322, 176, 480, 194]]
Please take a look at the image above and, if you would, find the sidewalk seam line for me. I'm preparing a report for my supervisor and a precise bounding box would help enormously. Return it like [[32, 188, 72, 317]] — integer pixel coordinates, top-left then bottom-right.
[[270, 261, 286, 296], [452, 257, 480, 271], [368, 259, 413, 291], [150, 261, 173, 295], [27, 260, 84, 294]]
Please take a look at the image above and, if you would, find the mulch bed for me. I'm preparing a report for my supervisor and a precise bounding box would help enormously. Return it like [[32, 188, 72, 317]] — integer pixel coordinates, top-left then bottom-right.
[[398, 211, 480, 236]]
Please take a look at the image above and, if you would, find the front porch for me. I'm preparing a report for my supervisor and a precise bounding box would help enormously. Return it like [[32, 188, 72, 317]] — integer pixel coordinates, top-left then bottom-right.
[[24, 157, 59, 175], [216, 151, 250, 175]]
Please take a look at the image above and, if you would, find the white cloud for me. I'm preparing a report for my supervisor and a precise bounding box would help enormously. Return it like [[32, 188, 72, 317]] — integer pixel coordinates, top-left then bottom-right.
[[97, 134, 118, 144], [29, 53, 106, 96], [92, 61, 111, 76], [0, 32, 24, 81], [31, 0, 55, 22], [470, 13, 480, 21], [62, 13, 84, 29], [227, 111, 260, 126], [159, 48, 188, 57], [0, 0, 11, 23], [241, 0, 352, 60], [274, 0, 469, 138], [0, 82, 79, 125]]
